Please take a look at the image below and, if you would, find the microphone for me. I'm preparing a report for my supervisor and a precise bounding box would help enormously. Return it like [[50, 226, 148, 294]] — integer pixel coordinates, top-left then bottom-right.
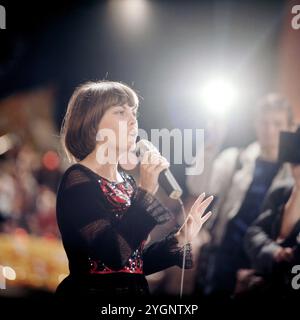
[[136, 140, 187, 298], [136, 139, 183, 200]]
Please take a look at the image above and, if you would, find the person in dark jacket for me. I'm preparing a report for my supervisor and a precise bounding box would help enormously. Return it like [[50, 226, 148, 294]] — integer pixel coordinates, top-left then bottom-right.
[[192, 94, 293, 298], [244, 163, 300, 298], [55, 81, 213, 301]]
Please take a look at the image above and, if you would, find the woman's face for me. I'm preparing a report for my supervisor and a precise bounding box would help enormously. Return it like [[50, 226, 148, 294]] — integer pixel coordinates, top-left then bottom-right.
[[97, 103, 138, 157]]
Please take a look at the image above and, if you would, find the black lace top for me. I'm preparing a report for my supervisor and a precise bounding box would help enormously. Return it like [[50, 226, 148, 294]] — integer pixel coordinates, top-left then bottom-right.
[[56, 163, 192, 297]]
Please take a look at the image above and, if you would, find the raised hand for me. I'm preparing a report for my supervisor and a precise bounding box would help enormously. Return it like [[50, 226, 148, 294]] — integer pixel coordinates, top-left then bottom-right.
[[175, 193, 214, 246]]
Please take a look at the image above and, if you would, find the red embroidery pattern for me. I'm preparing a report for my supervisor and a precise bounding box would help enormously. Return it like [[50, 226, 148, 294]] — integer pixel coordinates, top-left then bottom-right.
[[89, 173, 144, 274], [98, 174, 134, 214]]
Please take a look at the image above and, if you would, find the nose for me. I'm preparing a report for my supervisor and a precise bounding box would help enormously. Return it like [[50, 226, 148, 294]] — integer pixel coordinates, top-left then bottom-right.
[[128, 111, 137, 125]]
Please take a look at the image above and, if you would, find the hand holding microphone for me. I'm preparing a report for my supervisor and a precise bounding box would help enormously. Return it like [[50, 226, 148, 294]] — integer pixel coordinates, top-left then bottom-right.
[[138, 149, 170, 195], [136, 139, 183, 199]]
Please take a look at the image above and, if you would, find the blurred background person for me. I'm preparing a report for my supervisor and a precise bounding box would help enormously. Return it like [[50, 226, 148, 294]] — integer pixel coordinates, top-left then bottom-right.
[[192, 93, 294, 298], [0, 0, 299, 308], [240, 126, 300, 300]]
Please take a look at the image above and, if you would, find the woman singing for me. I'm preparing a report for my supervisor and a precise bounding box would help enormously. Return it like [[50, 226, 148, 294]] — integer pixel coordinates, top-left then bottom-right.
[[55, 81, 213, 300]]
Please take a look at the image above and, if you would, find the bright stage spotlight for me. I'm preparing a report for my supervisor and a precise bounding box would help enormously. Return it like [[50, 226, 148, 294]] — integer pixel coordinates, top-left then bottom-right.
[[201, 77, 238, 117]]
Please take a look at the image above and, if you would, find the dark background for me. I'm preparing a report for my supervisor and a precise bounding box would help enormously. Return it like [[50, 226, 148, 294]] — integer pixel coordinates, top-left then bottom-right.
[[0, 0, 290, 189]]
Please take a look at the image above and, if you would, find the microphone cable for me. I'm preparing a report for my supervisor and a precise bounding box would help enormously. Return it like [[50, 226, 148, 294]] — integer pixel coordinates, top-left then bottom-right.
[[177, 197, 188, 299]]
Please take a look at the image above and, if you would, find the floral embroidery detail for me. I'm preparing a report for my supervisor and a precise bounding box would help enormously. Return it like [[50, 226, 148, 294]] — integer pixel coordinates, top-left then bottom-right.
[[89, 172, 144, 274], [97, 172, 134, 216]]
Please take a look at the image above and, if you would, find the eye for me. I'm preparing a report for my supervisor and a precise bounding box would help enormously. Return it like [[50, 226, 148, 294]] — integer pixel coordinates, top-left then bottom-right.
[[115, 110, 125, 115]]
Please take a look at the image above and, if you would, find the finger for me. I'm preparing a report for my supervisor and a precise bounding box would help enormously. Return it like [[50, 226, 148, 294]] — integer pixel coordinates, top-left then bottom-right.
[[190, 192, 206, 213], [197, 195, 214, 212], [191, 195, 214, 218], [146, 152, 156, 166], [143, 151, 159, 167], [194, 195, 213, 211], [193, 210, 212, 229], [190, 211, 213, 238], [200, 211, 213, 225], [154, 154, 165, 167], [150, 153, 167, 168], [158, 159, 170, 170], [141, 150, 151, 165], [159, 156, 170, 167], [152, 154, 169, 168], [152, 159, 170, 174]]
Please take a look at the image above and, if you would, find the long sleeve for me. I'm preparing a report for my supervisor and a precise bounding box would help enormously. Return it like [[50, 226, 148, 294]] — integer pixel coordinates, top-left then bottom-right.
[[243, 187, 289, 275], [244, 209, 282, 274], [142, 230, 193, 276], [57, 167, 173, 270]]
